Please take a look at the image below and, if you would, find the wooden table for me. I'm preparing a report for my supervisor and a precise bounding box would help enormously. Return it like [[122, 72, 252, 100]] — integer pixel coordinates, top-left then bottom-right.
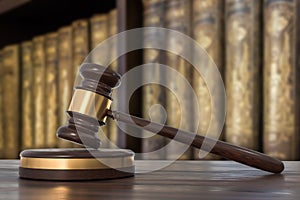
[[0, 160, 299, 200]]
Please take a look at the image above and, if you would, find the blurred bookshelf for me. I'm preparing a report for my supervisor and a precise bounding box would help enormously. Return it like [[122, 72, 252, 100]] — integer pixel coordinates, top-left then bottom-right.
[[0, 0, 144, 158], [1, 0, 299, 161]]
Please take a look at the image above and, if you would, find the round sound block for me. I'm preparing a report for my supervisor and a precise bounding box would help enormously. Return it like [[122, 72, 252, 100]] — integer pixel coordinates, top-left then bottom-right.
[[19, 148, 135, 181]]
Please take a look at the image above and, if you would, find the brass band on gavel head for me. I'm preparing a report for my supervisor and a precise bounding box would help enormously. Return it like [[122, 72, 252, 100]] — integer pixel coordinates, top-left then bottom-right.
[[68, 89, 112, 124]]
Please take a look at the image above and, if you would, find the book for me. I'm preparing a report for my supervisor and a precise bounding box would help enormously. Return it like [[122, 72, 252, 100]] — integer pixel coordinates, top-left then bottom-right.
[[108, 9, 118, 72], [57, 26, 73, 148], [72, 19, 89, 86], [90, 13, 109, 64], [225, 0, 261, 150], [107, 9, 119, 148], [0, 50, 4, 158], [21, 41, 34, 150], [165, 0, 193, 160], [142, 0, 167, 159], [72, 19, 89, 147], [90, 14, 108, 47], [90, 13, 110, 148], [32, 36, 46, 148], [2, 44, 20, 158], [263, 0, 299, 160], [192, 0, 224, 159], [45, 33, 59, 148]]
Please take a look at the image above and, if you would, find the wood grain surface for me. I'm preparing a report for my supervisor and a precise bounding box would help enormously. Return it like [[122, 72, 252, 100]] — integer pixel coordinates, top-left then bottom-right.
[[0, 160, 299, 200]]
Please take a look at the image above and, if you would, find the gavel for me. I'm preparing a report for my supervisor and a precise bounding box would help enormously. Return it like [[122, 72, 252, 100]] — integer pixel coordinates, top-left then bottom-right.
[[57, 63, 284, 174]]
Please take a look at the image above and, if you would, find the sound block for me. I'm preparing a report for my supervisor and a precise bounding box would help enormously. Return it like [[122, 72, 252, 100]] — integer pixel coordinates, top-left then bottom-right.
[[19, 148, 135, 181]]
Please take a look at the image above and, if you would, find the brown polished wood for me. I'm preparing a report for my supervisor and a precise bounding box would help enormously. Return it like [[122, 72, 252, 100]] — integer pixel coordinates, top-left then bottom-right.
[[107, 110, 284, 174], [57, 63, 284, 174], [1, 160, 299, 199], [19, 167, 134, 181], [20, 148, 134, 158], [19, 149, 135, 180]]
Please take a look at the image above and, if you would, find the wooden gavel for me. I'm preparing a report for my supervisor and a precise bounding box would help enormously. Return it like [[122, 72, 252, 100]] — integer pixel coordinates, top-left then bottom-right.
[[57, 63, 284, 174]]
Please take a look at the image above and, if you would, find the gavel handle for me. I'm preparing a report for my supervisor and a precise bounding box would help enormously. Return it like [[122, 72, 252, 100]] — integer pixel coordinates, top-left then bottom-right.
[[106, 110, 284, 174]]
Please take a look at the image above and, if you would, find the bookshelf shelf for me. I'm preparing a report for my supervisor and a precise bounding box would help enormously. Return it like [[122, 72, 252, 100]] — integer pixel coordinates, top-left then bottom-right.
[[0, 0, 116, 48]]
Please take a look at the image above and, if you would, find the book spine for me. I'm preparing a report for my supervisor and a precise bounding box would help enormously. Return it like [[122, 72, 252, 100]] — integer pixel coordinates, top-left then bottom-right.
[[108, 9, 118, 72], [90, 14, 110, 66], [107, 9, 119, 148], [21, 41, 34, 150], [72, 19, 89, 85], [165, 0, 193, 160], [72, 19, 89, 147], [2, 45, 20, 158], [0, 50, 4, 158], [263, 0, 299, 160], [142, 0, 167, 159], [57, 26, 73, 148], [90, 13, 110, 148], [225, 0, 261, 150], [90, 14, 108, 50], [192, 0, 224, 159], [32, 36, 46, 148], [45, 33, 59, 148]]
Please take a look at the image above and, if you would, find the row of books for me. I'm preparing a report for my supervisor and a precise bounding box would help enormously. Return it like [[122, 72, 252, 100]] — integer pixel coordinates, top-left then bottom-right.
[[1, 0, 298, 161], [0, 9, 118, 158], [141, 0, 299, 160]]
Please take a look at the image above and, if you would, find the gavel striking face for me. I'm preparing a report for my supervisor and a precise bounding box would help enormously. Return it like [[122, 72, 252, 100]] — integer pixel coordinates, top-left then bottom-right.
[[57, 63, 284, 174]]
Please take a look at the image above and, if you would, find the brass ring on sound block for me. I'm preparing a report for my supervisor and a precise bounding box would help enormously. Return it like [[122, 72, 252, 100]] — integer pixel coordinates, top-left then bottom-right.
[[68, 89, 112, 123], [19, 148, 135, 181]]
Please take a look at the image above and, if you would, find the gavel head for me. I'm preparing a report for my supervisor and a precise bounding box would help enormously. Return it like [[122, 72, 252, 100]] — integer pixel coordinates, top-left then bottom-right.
[[57, 63, 121, 148]]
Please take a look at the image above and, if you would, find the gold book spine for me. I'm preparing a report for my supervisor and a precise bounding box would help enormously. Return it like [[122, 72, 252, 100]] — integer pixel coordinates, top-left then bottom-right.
[[90, 13, 110, 148], [32, 36, 46, 148], [165, 0, 193, 160], [45, 33, 59, 148], [225, 0, 261, 150], [107, 9, 119, 148], [263, 0, 299, 160], [0, 50, 4, 158], [57, 26, 73, 148], [72, 19, 89, 148], [90, 14, 108, 50], [21, 41, 34, 150], [72, 19, 89, 85], [2, 45, 20, 158], [192, 0, 224, 160], [90, 13, 108, 66], [108, 9, 118, 72], [142, 0, 167, 159]]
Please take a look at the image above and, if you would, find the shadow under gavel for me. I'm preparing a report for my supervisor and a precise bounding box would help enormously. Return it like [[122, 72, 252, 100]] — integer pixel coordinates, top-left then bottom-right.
[[57, 63, 284, 174]]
